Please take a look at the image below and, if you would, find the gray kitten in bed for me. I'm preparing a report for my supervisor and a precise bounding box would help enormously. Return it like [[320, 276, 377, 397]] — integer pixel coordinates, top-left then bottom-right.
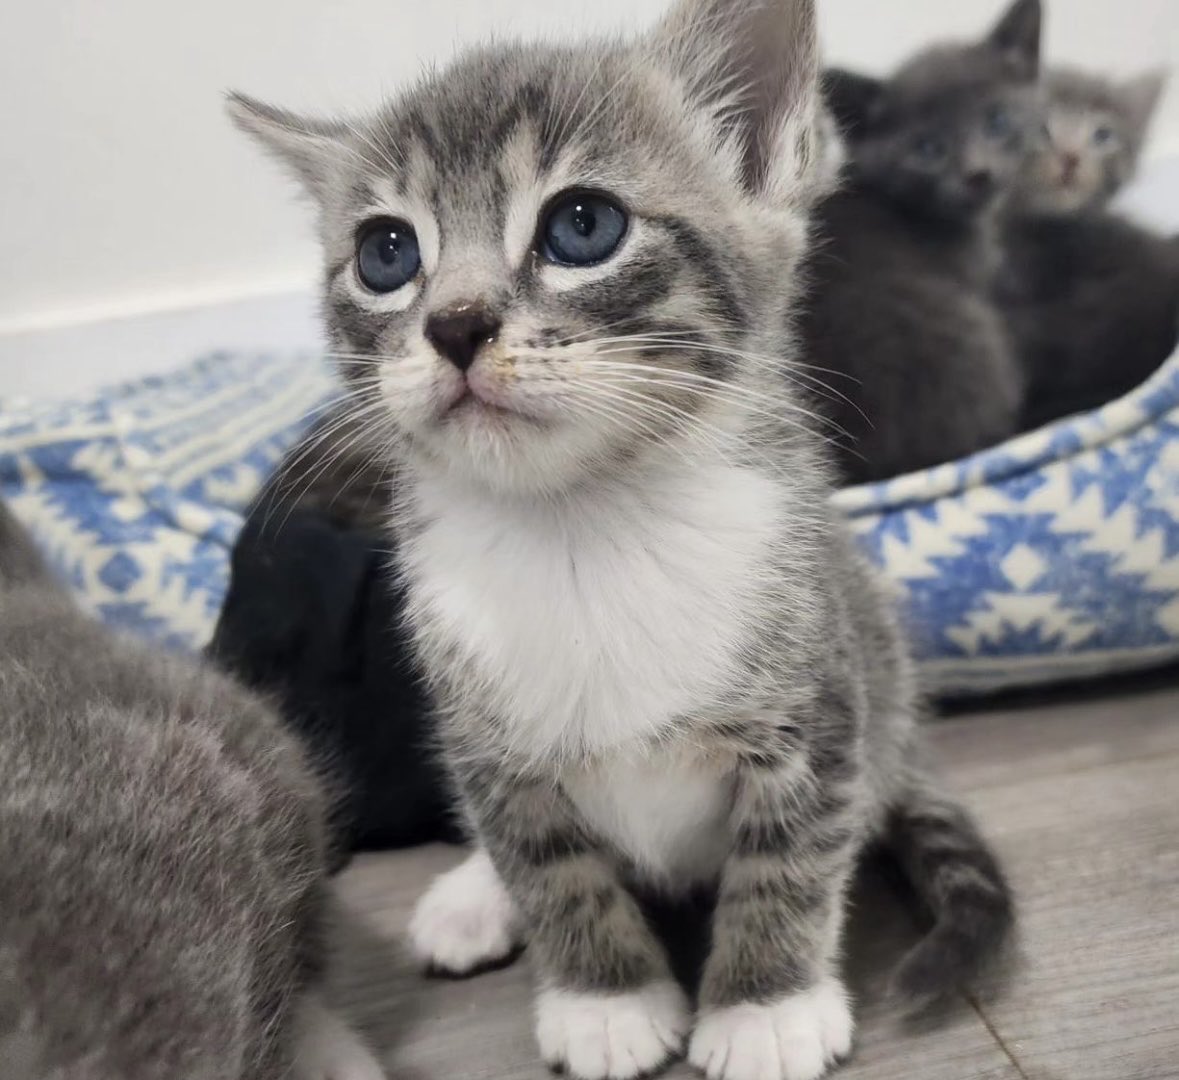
[[1011, 65, 1167, 214], [0, 502, 384, 1080], [231, 1, 1013, 1078], [805, 0, 1045, 483]]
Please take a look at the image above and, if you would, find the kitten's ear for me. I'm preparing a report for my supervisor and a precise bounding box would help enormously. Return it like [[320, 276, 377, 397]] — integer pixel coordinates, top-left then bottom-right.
[[226, 92, 348, 200], [1119, 69, 1168, 141], [985, 0, 1042, 80], [653, 0, 820, 203], [822, 68, 886, 140]]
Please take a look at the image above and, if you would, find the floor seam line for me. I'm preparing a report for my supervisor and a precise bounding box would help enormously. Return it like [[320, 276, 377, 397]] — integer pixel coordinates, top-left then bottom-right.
[[966, 992, 1031, 1080]]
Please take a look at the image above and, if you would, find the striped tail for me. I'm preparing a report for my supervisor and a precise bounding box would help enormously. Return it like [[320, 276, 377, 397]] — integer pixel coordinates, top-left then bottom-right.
[[886, 788, 1015, 1005]]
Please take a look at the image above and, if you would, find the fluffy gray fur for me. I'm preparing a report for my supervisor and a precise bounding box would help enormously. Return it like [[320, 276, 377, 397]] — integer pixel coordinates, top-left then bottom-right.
[[803, 0, 1044, 483], [231, 1, 1013, 1078], [1011, 65, 1167, 215], [0, 503, 384, 1080]]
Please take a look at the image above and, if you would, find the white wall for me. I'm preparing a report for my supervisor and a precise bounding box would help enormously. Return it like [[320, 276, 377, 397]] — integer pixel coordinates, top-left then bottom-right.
[[0, 0, 1176, 336]]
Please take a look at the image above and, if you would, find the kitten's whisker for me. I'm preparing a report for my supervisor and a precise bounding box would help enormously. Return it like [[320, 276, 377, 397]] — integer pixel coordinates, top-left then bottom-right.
[[576, 363, 850, 441], [272, 410, 392, 537], [259, 394, 389, 531]]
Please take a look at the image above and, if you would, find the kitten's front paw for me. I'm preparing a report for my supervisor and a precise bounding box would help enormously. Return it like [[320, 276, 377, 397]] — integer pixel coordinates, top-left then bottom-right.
[[535, 980, 690, 1080], [294, 995, 386, 1080], [688, 980, 852, 1080], [408, 848, 522, 976]]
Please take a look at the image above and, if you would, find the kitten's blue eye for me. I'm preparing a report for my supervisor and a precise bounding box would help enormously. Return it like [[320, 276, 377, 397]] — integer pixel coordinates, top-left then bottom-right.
[[356, 219, 420, 293], [541, 191, 628, 266], [1092, 126, 1116, 147], [985, 104, 1013, 138], [913, 135, 947, 163]]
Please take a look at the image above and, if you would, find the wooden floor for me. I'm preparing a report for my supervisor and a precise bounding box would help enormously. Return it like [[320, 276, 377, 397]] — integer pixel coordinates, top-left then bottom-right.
[[327, 683, 1179, 1080]]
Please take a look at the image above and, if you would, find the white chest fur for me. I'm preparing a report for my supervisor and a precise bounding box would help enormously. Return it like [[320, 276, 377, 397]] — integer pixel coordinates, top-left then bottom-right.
[[563, 755, 734, 890], [403, 457, 783, 760]]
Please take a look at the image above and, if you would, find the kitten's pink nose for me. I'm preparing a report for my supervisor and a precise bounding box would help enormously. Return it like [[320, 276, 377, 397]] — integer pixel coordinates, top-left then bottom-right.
[[426, 303, 502, 373], [1059, 152, 1080, 181]]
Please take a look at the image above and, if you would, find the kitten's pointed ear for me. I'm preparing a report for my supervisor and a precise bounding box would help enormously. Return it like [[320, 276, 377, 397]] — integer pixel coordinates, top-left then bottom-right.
[[1119, 69, 1168, 141], [822, 68, 886, 140], [653, 0, 820, 203], [226, 92, 347, 200], [985, 0, 1042, 80]]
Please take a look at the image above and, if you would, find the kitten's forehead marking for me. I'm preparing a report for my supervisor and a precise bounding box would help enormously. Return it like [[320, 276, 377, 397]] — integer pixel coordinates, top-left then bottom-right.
[[500, 120, 549, 272]]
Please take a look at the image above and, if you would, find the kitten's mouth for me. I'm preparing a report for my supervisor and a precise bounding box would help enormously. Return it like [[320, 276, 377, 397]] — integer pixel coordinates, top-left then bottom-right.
[[440, 384, 546, 428]]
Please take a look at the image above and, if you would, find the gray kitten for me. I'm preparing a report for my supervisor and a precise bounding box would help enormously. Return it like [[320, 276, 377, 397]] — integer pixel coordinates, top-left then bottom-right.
[[1011, 65, 1167, 214], [232, 1, 1013, 1079], [803, 0, 1044, 483], [0, 502, 384, 1080]]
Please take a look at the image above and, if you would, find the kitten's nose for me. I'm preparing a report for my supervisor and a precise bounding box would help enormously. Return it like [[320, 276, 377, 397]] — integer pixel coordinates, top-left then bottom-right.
[[1059, 152, 1080, 181], [425, 303, 502, 372], [965, 170, 995, 197]]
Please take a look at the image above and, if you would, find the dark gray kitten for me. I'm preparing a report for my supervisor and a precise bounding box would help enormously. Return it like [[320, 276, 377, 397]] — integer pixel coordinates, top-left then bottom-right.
[[0, 502, 384, 1080], [1011, 66, 1167, 215], [232, 1, 1013, 1078], [803, 0, 1044, 484], [999, 210, 1179, 429]]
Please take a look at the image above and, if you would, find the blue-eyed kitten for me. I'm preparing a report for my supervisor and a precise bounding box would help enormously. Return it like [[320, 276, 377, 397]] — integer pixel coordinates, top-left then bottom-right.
[[1012, 66, 1167, 215], [231, 2, 1013, 1079]]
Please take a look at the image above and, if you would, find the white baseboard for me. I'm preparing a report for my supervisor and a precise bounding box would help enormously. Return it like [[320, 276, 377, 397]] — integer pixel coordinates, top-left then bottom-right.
[[0, 290, 320, 399]]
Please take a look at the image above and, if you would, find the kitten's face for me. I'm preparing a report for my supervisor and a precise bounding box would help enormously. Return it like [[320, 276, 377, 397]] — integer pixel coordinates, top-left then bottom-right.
[[1015, 69, 1166, 214], [851, 74, 1040, 223], [232, 0, 822, 496], [841, 0, 1043, 225]]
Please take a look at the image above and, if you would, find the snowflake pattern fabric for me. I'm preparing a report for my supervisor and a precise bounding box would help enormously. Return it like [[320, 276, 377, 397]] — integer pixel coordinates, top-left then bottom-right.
[[4, 345, 1179, 695]]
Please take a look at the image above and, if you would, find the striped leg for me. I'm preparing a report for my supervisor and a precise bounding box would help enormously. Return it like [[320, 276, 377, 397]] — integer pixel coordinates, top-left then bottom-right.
[[689, 752, 860, 1080], [422, 757, 689, 1080]]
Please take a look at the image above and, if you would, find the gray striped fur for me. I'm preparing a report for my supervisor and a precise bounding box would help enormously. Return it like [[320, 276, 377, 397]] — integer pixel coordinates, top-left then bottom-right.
[[231, 0, 1013, 1076]]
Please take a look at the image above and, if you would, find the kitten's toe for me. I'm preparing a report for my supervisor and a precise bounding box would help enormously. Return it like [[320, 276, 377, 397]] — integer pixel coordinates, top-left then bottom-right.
[[535, 979, 689, 1080], [688, 979, 852, 1080], [293, 995, 386, 1080], [408, 847, 522, 976]]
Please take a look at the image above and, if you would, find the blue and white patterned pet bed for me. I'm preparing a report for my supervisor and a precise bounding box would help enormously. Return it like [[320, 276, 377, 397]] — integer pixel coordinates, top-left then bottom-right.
[[4, 345, 1179, 696]]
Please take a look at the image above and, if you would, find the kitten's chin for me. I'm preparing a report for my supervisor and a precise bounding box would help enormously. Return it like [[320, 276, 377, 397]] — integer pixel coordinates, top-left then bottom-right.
[[411, 409, 611, 497]]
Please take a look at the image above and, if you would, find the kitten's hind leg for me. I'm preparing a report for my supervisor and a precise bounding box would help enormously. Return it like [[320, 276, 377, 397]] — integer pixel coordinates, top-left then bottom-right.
[[408, 847, 524, 976], [293, 993, 386, 1080]]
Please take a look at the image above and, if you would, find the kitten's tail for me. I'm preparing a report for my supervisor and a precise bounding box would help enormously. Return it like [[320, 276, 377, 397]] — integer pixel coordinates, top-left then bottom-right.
[[886, 785, 1015, 1006]]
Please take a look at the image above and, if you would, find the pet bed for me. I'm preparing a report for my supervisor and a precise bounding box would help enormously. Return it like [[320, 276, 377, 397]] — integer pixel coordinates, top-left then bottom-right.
[[4, 345, 1179, 695]]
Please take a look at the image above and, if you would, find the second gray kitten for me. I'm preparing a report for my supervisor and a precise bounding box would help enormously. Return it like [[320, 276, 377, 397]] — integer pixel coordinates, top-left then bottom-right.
[[231, 1, 1014, 1078], [0, 502, 384, 1080], [1011, 65, 1167, 215]]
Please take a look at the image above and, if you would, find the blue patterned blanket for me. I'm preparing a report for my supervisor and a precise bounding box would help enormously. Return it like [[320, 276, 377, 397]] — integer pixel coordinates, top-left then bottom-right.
[[4, 345, 1179, 694]]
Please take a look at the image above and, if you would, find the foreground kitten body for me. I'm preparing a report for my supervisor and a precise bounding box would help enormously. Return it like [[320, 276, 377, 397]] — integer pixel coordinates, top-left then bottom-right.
[[233, 1, 1013, 1078], [803, 0, 1044, 483], [0, 503, 383, 1080]]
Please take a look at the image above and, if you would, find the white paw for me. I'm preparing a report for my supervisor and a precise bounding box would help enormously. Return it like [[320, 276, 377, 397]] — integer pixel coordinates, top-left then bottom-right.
[[293, 995, 386, 1080], [535, 980, 690, 1080], [688, 980, 853, 1080], [407, 848, 521, 975]]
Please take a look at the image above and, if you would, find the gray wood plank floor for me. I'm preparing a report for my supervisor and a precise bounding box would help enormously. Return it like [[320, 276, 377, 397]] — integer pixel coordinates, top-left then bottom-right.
[[329, 684, 1179, 1080]]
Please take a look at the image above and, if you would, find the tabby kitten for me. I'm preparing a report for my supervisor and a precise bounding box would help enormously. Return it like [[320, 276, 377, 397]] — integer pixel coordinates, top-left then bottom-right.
[[0, 502, 384, 1080], [803, 0, 1044, 483], [232, 2, 1013, 1080], [1012, 66, 1167, 214]]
